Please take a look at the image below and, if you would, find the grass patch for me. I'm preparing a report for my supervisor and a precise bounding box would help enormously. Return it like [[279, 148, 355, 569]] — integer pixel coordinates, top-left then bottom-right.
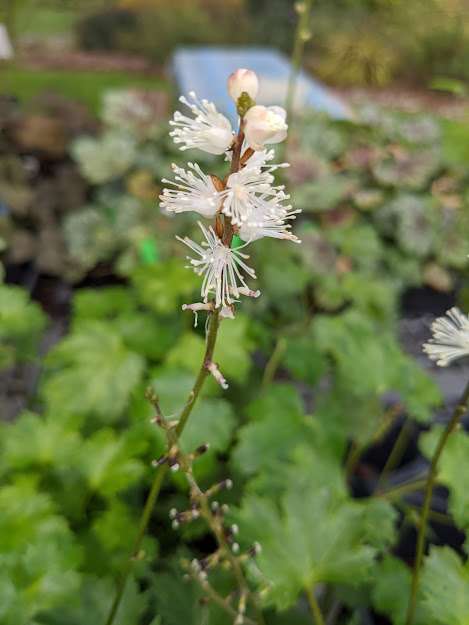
[[16, 6, 78, 37], [0, 65, 170, 114]]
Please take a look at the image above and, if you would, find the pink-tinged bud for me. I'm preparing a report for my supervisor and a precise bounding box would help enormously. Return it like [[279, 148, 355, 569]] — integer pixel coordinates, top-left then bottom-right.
[[227, 68, 259, 101], [243, 105, 288, 151]]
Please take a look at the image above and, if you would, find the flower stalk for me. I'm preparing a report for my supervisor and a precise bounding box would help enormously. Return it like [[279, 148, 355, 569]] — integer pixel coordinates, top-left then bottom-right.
[[405, 378, 469, 625], [105, 309, 221, 625], [106, 68, 298, 625], [405, 307, 469, 625]]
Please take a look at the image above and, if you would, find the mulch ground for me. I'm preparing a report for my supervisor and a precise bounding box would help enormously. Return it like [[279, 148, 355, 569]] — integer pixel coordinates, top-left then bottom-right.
[[18, 44, 163, 76]]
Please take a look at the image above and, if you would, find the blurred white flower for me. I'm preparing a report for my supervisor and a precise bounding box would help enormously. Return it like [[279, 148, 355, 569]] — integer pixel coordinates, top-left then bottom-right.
[[227, 68, 259, 101], [170, 92, 234, 155], [177, 222, 256, 308], [423, 307, 469, 367], [244, 105, 288, 150], [160, 162, 222, 218]]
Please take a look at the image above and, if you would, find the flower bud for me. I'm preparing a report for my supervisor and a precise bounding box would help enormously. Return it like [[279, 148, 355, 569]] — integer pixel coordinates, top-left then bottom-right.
[[228, 68, 259, 102], [244, 105, 288, 151]]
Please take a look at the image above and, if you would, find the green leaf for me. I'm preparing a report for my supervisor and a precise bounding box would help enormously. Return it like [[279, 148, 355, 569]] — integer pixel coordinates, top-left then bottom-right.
[[180, 399, 236, 454], [79, 429, 145, 497], [166, 332, 206, 374], [85, 501, 157, 575], [0, 411, 81, 472], [72, 287, 135, 322], [214, 313, 254, 383], [113, 313, 181, 362], [371, 556, 410, 625], [292, 175, 354, 212], [131, 259, 199, 315], [313, 310, 441, 423], [148, 366, 218, 417], [166, 314, 254, 383], [421, 547, 469, 625], [42, 321, 144, 421], [0, 284, 46, 368], [237, 482, 387, 610], [283, 332, 327, 385], [0, 478, 82, 625], [232, 385, 309, 477], [45, 576, 147, 625]]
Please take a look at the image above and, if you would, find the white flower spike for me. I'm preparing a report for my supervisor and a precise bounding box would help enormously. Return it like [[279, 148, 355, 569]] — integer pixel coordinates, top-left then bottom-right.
[[170, 92, 234, 155], [160, 162, 222, 218], [423, 307, 469, 367], [163, 68, 300, 315], [177, 222, 257, 309], [244, 105, 288, 151]]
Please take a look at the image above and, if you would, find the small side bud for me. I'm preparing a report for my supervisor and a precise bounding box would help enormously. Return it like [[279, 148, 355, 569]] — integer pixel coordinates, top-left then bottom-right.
[[182, 302, 214, 313], [195, 443, 210, 457], [248, 542, 262, 557], [210, 174, 225, 193], [206, 361, 229, 390], [236, 287, 261, 299], [232, 542, 240, 554]]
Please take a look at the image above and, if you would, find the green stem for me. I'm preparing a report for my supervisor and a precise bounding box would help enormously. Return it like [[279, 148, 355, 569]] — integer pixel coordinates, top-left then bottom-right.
[[261, 337, 287, 389], [305, 586, 326, 625], [377, 419, 413, 490], [285, 0, 313, 122], [105, 310, 221, 625], [377, 478, 428, 500], [345, 404, 401, 479], [405, 379, 469, 625]]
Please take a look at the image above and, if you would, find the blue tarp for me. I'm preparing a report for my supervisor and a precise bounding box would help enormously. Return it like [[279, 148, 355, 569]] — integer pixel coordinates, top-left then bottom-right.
[[172, 47, 353, 124]]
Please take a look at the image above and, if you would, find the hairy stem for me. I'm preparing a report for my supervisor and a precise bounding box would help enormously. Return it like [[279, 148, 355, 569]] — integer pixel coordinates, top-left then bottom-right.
[[305, 586, 326, 625], [105, 310, 221, 625], [405, 379, 469, 625]]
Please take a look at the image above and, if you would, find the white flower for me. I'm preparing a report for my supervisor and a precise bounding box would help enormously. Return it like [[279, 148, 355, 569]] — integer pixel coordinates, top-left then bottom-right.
[[221, 152, 290, 225], [222, 166, 275, 225], [177, 222, 257, 308], [239, 204, 301, 243], [423, 307, 469, 367], [227, 68, 259, 101], [244, 105, 288, 151], [169, 92, 234, 155], [160, 162, 222, 218]]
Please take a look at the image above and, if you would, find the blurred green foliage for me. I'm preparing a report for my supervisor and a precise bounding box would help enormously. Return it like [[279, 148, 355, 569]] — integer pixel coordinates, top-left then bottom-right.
[[0, 66, 168, 114], [0, 247, 450, 623]]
